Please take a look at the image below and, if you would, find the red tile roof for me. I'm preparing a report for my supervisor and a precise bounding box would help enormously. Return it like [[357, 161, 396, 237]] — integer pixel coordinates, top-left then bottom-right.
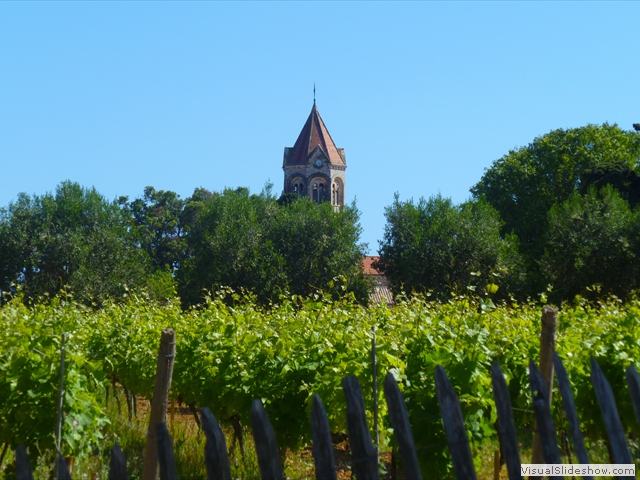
[[285, 104, 345, 166], [370, 285, 394, 305], [362, 256, 393, 304], [362, 256, 382, 275]]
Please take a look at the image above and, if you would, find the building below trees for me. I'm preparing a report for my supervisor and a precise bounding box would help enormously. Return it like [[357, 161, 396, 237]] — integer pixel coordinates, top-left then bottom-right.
[[362, 256, 394, 306]]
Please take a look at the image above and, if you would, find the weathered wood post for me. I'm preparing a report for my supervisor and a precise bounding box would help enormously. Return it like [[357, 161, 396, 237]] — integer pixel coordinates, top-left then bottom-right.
[[142, 329, 176, 480], [56, 334, 66, 452], [530, 306, 558, 474], [15, 445, 33, 480], [383, 372, 422, 480], [342, 376, 379, 480], [371, 324, 379, 464], [252, 399, 284, 479], [310, 394, 338, 480], [109, 444, 128, 480], [435, 366, 478, 480]]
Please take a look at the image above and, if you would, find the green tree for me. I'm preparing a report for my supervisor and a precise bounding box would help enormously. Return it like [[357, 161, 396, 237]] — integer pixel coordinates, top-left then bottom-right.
[[177, 187, 370, 307], [119, 186, 187, 271], [541, 186, 639, 300], [471, 124, 640, 291], [376, 194, 525, 300], [0, 181, 151, 304], [270, 197, 370, 302], [177, 187, 286, 306]]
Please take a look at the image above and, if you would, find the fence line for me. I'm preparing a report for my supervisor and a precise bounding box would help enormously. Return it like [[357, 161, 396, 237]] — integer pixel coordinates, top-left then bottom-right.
[[13, 354, 640, 480]]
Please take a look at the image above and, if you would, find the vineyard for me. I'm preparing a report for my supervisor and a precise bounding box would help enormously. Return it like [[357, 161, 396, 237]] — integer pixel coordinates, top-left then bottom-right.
[[1, 292, 640, 478]]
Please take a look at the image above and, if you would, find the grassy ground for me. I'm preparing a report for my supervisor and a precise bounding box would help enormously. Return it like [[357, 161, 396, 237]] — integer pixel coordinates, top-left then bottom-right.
[[1, 391, 638, 479]]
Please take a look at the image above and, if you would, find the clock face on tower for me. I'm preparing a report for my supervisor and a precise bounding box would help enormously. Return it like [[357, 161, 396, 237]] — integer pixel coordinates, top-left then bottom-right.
[[315, 159, 323, 167]]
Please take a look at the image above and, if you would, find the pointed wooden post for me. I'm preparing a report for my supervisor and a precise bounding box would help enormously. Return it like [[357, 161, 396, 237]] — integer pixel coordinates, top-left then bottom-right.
[[156, 423, 178, 480], [108, 443, 128, 480], [56, 452, 72, 480], [435, 366, 477, 480], [490, 362, 522, 480], [552, 352, 592, 478], [383, 372, 421, 480], [201, 407, 232, 480], [252, 399, 284, 480], [342, 376, 379, 480], [15, 445, 34, 480], [590, 358, 633, 467], [310, 394, 338, 480], [529, 361, 563, 480]]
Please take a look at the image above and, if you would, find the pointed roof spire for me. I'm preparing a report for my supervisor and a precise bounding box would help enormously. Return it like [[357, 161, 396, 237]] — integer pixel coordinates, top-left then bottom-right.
[[284, 104, 345, 166]]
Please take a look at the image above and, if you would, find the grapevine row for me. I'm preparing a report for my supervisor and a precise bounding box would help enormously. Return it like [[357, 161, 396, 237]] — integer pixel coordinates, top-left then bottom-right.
[[1, 294, 639, 477]]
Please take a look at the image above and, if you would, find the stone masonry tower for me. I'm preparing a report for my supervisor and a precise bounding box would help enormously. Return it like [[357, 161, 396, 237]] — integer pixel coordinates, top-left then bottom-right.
[[283, 103, 346, 206]]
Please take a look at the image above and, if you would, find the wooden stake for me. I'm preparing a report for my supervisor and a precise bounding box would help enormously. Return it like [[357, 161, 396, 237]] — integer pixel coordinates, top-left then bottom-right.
[[530, 306, 558, 473], [142, 329, 176, 480], [56, 334, 66, 453]]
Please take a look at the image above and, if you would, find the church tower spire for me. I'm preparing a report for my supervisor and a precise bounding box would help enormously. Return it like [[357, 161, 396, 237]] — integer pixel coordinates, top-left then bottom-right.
[[282, 104, 346, 206]]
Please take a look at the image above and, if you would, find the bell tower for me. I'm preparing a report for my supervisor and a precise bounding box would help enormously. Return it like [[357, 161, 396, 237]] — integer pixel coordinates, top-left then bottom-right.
[[282, 103, 346, 206]]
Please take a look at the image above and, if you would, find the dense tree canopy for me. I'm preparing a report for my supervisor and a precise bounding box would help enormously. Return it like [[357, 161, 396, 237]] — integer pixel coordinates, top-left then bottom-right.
[[178, 186, 370, 307], [376, 194, 525, 300], [119, 186, 188, 271], [5, 123, 640, 307], [541, 186, 640, 301], [0, 181, 152, 304], [471, 124, 640, 256], [471, 124, 640, 295], [0, 181, 369, 307]]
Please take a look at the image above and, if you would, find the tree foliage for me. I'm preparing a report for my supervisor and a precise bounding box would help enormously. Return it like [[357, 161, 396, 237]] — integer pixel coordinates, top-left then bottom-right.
[[119, 186, 188, 271], [0, 181, 151, 304], [376, 194, 525, 300], [1, 182, 368, 306], [178, 187, 370, 306], [471, 124, 640, 296], [541, 186, 640, 301]]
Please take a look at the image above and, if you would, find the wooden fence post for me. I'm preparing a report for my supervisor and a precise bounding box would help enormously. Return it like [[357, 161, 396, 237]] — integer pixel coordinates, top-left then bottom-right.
[[310, 394, 338, 480], [552, 351, 592, 478], [371, 324, 379, 464], [142, 329, 176, 480], [251, 399, 284, 480], [529, 361, 563, 467], [490, 361, 523, 480], [56, 334, 66, 453], [590, 357, 633, 467], [15, 445, 33, 480], [530, 306, 557, 469], [383, 372, 422, 480], [201, 407, 232, 480], [435, 366, 478, 480], [342, 376, 379, 480], [109, 443, 128, 480]]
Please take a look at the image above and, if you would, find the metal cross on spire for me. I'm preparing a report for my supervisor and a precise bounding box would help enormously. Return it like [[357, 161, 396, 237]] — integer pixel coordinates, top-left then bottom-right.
[[313, 83, 316, 105]]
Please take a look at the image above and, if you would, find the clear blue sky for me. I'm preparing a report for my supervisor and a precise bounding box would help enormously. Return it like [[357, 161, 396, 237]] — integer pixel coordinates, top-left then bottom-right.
[[1, 2, 638, 252]]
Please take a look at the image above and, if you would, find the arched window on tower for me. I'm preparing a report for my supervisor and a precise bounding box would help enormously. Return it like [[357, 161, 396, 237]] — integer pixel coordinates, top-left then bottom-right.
[[313, 183, 318, 203], [319, 183, 325, 203], [291, 178, 305, 197]]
